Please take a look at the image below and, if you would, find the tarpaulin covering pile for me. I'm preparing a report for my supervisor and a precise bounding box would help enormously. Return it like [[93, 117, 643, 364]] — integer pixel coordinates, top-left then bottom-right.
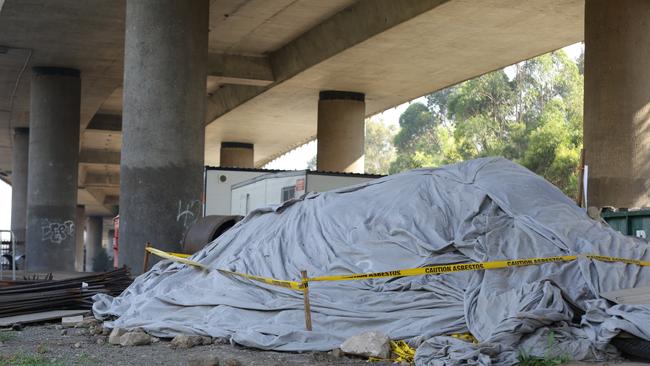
[[93, 157, 650, 365]]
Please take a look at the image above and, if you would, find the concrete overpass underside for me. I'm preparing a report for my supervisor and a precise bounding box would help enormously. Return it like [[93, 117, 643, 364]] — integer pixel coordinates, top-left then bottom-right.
[[0, 0, 583, 217]]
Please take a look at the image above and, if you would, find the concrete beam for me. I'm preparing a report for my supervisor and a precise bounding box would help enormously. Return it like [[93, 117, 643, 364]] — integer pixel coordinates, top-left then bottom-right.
[[79, 149, 120, 165], [83, 171, 120, 188], [208, 53, 274, 86], [205, 84, 266, 125], [205, 0, 449, 124], [103, 195, 119, 206], [86, 114, 121, 132]]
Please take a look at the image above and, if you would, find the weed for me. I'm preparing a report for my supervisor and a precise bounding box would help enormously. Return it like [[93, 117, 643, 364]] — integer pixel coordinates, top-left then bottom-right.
[[0, 332, 14, 343], [0, 353, 66, 366], [517, 332, 570, 366]]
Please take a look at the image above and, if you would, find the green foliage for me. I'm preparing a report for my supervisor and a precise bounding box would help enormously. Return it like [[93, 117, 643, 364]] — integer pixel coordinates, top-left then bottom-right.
[[0, 331, 14, 343], [517, 332, 570, 366], [0, 353, 65, 366], [365, 119, 397, 175], [389, 49, 584, 196]]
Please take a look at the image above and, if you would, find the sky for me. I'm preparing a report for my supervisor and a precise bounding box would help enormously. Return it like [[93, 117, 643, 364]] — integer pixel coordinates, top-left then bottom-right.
[[0, 42, 584, 230]]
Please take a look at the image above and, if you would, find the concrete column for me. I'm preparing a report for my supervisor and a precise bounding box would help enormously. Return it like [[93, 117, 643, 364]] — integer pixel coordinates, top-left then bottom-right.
[[107, 229, 115, 257], [74, 205, 85, 271], [10, 128, 28, 257], [317, 91, 365, 173], [85, 216, 103, 271], [584, 0, 650, 208], [120, 0, 208, 273], [25, 67, 80, 272], [220, 142, 254, 168]]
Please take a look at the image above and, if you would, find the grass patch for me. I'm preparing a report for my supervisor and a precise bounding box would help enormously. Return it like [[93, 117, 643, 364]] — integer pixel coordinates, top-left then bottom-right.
[[518, 332, 570, 366], [0, 353, 66, 366], [0, 332, 14, 343]]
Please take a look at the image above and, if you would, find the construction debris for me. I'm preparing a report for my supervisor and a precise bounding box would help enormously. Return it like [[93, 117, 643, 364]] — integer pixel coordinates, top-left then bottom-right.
[[93, 158, 650, 365], [0, 268, 131, 319]]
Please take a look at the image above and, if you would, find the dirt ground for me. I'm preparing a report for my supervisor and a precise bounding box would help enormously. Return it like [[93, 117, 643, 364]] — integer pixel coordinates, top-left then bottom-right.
[[0, 323, 394, 366], [2, 322, 649, 366]]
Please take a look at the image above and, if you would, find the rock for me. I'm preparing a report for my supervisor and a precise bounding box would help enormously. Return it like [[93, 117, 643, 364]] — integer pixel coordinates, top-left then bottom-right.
[[61, 315, 84, 327], [60, 329, 68, 336], [330, 348, 343, 358], [119, 331, 152, 346], [108, 328, 127, 345], [151, 336, 161, 343], [101, 327, 111, 336], [11, 323, 23, 331], [398, 362, 410, 366], [200, 336, 213, 345], [171, 334, 204, 349], [96, 337, 106, 345], [340, 331, 390, 359], [54, 325, 63, 330], [212, 337, 229, 345], [36, 344, 48, 354], [187, 355, 220, 366], [223, 359, 240, 366], [73, 342, 81, 348]]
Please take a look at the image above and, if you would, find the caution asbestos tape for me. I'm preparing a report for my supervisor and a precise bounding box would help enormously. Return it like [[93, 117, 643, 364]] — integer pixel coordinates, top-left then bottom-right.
[[145, 247, 650, 292], [217, 269, 307, 291], [145, 247, 209, 270]]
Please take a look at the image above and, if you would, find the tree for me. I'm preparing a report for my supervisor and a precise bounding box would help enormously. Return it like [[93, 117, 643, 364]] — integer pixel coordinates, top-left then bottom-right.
[[389, 49, 584, 196], [365, 118, 397, 175]]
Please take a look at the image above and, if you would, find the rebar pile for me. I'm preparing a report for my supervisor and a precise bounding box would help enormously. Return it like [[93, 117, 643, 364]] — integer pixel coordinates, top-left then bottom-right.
[[0, 267, 131, 317]]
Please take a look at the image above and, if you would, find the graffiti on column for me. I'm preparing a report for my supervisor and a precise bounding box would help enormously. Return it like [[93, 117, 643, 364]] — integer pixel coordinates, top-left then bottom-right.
[[177, 200, 201, 235], [41, 219, 75, 244]]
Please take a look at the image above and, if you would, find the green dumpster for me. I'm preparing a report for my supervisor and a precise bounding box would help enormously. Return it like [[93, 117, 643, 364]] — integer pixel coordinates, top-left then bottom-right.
[[602, 209, 650, 241]]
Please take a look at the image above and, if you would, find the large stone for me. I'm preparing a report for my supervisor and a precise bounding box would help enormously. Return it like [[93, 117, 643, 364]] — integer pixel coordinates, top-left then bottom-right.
[[171, 334, 204, 348], [108, 328, 127, 345], [119, 331, 152, 346], [340, 331, 390, 359]]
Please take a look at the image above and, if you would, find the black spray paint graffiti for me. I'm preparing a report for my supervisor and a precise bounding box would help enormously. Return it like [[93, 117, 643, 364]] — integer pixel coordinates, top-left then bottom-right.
[[41, 219, 75, 244]]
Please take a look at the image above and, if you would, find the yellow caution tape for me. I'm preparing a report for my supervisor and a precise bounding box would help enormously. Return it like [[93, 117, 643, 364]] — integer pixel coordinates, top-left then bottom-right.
[[147, 246, 650, 293], [308, 255, 577, 282], [145, 247, 209, 270], [218, 269, 306, 291], [369, 340, 416, 363], [450, 332, 478, 344], [168, 251, 191, 259]]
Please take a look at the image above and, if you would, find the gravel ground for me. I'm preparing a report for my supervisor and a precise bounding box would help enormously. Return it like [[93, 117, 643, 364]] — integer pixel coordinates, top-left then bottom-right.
[[0, 322, 394, 366]]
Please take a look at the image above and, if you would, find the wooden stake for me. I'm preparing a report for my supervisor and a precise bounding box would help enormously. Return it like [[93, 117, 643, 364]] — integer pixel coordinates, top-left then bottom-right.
[[142, 242, 152, 273], [301, 270, 312, 331]]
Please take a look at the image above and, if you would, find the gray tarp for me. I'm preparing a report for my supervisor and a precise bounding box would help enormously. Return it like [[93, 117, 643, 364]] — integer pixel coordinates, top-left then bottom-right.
[[93, 157, 650, 365]]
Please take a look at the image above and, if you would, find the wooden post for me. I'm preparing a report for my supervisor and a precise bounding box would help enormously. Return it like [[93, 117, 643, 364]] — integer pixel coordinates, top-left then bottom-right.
[[301, 270, 312, 331], [142, 242, 152, 273]]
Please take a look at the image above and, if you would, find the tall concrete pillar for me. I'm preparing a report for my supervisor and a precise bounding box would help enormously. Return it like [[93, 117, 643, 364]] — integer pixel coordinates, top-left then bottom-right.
[[120, 0, 208, 273], [25, 67, 80, 272], [74, 205, 85, 271], [10, 128, 28, 257], [107, 229, 115, 257], [584, 0, 650, 208], [86, 216, 103, 271], [317, 91, 365, 173], [220, 142, 254, 168]]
